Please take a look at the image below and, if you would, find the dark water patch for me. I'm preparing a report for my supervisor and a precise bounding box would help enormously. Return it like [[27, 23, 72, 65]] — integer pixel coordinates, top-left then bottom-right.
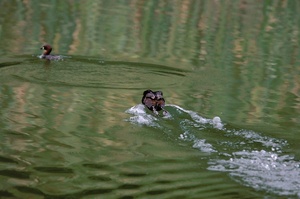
[[0, 169, 30, 179], [83, 187, 114, 195], [146, 189, 168, 195], [177, 183, 208, 191], [0, 155, 18, 164], [15, 186, 45, 196], [15, 186, 83, 199], [118, 183, 142, 189], [121, 172, 147, 177], [33, 166, 74, 174], [118, 196, 134, 199], [0, 190, 14, 197], [15, 186, 114, 199], [1, 129, 30, 137], [155, 180, 172, 184], [0, 61, 21, 68], [88, 175, 111, 182], [82, 163, 113, 170]]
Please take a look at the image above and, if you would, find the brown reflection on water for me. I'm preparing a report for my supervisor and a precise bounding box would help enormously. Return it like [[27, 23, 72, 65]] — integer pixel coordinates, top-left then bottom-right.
[[0, 1, 298, 68], [0, 1, 299, 128], [1, 1, 300, 197]]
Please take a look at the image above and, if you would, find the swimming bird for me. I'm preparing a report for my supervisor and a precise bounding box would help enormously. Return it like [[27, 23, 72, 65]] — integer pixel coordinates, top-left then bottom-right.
[[142, 89, 167, 115], [39, 44, 62, 60]]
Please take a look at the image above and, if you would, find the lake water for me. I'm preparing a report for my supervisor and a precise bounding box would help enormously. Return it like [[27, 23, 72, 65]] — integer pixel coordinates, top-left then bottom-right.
[[0, 1, 300, 198]]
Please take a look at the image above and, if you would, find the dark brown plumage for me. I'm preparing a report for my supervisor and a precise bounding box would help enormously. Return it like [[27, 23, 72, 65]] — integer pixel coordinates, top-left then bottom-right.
[[41, 44, 52, 56], [40, 44, 62, 60], [142, 90, 166, 114]]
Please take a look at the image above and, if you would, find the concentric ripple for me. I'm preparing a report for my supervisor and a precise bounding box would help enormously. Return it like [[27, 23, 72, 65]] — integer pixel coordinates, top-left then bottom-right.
[[0, 57, 188, 90]]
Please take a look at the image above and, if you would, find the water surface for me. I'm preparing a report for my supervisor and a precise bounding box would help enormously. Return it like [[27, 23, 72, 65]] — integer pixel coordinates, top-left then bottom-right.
[[0, 1, 300, 198]]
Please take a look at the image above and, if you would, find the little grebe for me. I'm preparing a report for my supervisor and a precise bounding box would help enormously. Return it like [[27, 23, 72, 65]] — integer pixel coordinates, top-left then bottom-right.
[[142, 89, 167, 115], [39, 44, 62, 60]]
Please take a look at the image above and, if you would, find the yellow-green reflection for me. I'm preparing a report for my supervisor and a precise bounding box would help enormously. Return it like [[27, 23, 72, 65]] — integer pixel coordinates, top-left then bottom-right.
[[0, 0, 300, 198]]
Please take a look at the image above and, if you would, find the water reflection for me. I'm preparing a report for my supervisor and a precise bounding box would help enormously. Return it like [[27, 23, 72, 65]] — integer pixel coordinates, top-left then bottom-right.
[[1, 0, 300, 198]]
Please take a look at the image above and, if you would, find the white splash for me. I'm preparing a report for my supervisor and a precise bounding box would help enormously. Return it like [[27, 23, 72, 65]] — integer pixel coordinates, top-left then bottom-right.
[[125, 104, 160, 127], [208, 150, 300, 196], [125, 103, 300, 196], [168, 104, 224, 129], [179, 131, 216, 153]]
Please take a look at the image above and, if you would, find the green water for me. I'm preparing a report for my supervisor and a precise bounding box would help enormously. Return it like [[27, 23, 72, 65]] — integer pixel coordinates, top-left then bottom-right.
[[0, 1, 300, 198]]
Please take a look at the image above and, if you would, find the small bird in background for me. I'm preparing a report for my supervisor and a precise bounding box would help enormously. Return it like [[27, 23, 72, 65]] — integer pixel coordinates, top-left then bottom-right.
[[39, 44, 62, 60], [142, 90, 168, 115]]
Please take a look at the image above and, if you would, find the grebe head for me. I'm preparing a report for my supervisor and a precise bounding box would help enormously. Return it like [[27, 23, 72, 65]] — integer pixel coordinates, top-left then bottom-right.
[[142, 89, 166, 113], [153, 91, 165, 111], [41, 44, 52, 55], [154, 91, 163, 100], [143, 90, 155, 99]]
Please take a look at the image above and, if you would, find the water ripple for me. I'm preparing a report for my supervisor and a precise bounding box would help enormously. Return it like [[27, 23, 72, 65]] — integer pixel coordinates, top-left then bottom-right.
[[125, 104, 300, 197], [0, 58, 188, 90]]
